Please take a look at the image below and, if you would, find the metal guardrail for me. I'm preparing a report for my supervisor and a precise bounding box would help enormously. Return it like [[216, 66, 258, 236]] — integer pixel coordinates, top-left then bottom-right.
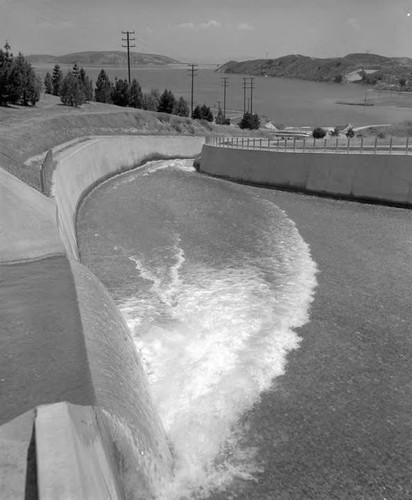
[[205, 136, 412, 156]]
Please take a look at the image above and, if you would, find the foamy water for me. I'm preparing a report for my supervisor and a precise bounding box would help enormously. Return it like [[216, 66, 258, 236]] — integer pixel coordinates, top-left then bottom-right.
[[117, 160, 318, 499]]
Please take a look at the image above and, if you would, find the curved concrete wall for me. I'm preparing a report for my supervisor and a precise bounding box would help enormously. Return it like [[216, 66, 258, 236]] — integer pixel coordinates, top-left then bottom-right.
[[54, 135, 205, 260], [1, 135, 205, 498], [199, 145, 412, 206]]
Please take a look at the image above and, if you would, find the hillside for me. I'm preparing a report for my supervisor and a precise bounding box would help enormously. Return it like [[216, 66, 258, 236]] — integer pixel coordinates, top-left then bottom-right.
[[217, 53, 412, 83], [27, 51, 180, 66]]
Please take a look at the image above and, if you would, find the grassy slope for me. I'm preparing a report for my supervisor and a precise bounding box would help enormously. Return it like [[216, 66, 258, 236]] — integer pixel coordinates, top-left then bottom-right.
[[27, 51, 180, 66], [218, 53, 412, 83], [0, 94, 262, 191]]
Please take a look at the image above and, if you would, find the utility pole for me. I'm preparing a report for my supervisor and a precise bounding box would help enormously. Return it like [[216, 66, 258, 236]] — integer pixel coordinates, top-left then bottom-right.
[[249, 77, 255, 114], [121, 30, 136, 84], [187, 64, 198, 117], [243, 77, 248, 114], [221, 77, 229, 120]]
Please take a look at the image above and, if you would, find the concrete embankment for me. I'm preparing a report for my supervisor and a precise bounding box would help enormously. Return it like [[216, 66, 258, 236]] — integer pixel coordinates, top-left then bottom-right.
[[199, 145, 412, 206], [0, 135, 204, 499]]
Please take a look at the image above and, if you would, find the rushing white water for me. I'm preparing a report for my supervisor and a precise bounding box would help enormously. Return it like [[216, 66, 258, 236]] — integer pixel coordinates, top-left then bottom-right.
[[115, 159, 318, 499]]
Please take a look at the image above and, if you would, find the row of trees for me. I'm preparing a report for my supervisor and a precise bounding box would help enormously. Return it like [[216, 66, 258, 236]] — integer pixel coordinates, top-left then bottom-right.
[[0, 43, 41, 106]]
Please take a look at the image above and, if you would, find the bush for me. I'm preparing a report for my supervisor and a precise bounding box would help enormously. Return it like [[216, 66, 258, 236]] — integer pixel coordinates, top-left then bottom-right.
[[312, 127, 327, 139], [346, 127, 355, 138], [329, 127, 340, 137], [239, 112, 260, 130]]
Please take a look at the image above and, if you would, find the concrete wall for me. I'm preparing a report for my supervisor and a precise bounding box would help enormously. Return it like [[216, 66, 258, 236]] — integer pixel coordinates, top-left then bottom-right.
[[0, 135, 205, 499], [199, 145, 412, 206], [53, 135, 205, 260]]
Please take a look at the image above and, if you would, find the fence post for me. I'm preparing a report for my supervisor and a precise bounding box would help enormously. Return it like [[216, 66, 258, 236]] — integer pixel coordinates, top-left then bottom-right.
[[284, 138, 287, 151], [347, 137, 350, 154], [335, 137, 338, 152], [260, 138, 262, 150], [374, 136, 377, 154], [361, 137, 364, 154], [277, 139, 279, 152], [324, 138, 327, 151], [406, 137, 409, 155], [303, 138, 306, 152], [313, 138, 316, 151], [268, 138, 270, 150], [247, 138, 250, 149], [293, 137, 296, 151], [389, 137, 393, 154]]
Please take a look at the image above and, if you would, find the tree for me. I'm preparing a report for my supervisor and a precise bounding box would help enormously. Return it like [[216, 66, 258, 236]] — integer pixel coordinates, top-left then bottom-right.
[[44, 71, 52, 94], [111, 78, 130, 107], [158, 88, 176, 114], [60, 71, 86, 107], [215, 108, 232, 125], [129, 78, 142, 108], [141, 88, 160, 111], [200, 103, 213, 122], [13, 53, 41, 105], [52, 64, 63, 96], [192, 103, 214, 121], [312, 127, 327, 139], [78, 67, 93, 102], [239, 112, 260, 130], [95, 69, 112, 103], [174, 96, 189, 117], [192, 105, 202, 120], [0, 42, 18, 105], [345, 127, 355, 138]]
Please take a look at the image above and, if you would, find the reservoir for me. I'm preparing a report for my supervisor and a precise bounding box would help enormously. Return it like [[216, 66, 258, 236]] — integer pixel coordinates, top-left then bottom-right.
[[33, 64, 412, 127], [77, 159, 412, 498]]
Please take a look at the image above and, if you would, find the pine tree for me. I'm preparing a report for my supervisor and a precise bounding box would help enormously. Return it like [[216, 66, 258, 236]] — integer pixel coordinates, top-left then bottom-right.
[[192, 104, 201, 119], [60, 71, 86, 107], [95, 69, 112, 103], [192, 103, 213, 121], [44, 71, 52, 94], [111, 78, 130, 107], [51, 64, 63, 96], [174, 96, 189, 117], [13, 52, 40, 106], [129, 78, 142, 108], [200, 103, 213, 122], [0, 42, 19, 105], [157, 88, 176, 114], [78, 67, 93, 102]]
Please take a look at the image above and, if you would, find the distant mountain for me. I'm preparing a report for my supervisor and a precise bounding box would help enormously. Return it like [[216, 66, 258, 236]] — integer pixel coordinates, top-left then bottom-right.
[[27, 51, 181, 66], [217, 53, 412, 83]]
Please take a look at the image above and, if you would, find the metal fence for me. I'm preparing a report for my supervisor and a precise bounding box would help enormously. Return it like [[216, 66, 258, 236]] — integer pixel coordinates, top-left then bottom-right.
[[205, 135, 412, 156]]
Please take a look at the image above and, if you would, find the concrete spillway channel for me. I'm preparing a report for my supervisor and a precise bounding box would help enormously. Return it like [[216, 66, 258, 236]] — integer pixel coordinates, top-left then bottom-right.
[[0, 136, 204, 499]]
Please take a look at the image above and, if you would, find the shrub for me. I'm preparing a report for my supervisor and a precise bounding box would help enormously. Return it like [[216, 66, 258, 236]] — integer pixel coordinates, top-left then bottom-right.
[[346, 127, 355, 138], [312, 127, 327, 139], [239, 112, 260, 130], [157, 88, 176, 114], [329, 127, 340, 137]]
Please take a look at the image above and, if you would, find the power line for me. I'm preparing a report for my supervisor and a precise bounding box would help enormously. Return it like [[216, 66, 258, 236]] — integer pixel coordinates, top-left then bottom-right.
[[242, 77, 255, 114], [121, 30, 136, 84], [187, 64, 198, 117]]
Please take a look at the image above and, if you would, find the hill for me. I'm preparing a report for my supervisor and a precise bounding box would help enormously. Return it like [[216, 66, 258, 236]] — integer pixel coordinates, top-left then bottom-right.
[[27, 51, 180, 66], [217, 53, 412, 83]]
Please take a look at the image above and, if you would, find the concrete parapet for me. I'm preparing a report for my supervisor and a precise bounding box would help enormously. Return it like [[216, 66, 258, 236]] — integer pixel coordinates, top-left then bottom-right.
[[36, 402, 124, 500], [199, 145, 412, 206]]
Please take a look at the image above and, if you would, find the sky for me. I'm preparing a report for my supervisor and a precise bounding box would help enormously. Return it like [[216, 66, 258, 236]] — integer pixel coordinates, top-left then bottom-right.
[[1, 0, 412, 63]]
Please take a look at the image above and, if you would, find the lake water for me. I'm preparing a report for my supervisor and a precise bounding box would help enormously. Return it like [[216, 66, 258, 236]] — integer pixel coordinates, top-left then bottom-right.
[[33, 64, 412, 127]]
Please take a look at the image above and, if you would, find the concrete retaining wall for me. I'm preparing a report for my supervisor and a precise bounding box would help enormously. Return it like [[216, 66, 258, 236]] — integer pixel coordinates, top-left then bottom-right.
[[53, 135, 205, 260], [199, 145, 412, 205]]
